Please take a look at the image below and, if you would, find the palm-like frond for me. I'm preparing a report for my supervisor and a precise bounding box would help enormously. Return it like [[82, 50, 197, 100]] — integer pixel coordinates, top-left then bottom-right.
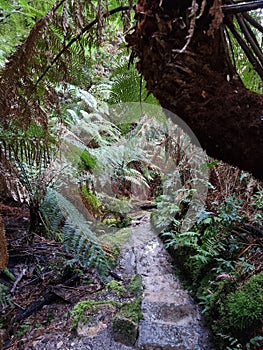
[[41, 188, 109, 278]]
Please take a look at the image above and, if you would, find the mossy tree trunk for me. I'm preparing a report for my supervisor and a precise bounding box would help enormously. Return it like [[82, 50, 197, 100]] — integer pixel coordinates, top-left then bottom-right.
[[126, 0, 263, 180]]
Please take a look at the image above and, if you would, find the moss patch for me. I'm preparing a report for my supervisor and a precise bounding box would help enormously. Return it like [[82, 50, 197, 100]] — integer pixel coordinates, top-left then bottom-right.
[[118, 297, 143, 323], [218, 272, 263, 336], [128, 274, 143, 296], [112, 297, 143, 346], [105, 280, 126, 297], [71, 300, 118, 329], [99, 227, 131, 262]]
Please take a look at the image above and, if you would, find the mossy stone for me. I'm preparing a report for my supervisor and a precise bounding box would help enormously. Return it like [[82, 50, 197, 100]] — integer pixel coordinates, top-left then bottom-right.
[[112, 315, 138, 346], [128, 274, 143, 296], [112, 297, 143, 346]]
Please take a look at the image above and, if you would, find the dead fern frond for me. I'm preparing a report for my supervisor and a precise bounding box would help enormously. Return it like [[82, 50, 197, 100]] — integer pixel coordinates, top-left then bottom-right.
[[207, 0, 224, 37]]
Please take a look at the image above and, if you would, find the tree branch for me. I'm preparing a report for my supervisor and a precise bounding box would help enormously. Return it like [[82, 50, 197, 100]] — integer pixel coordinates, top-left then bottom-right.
[[243, 12, 263, 34], [35, 5, 130, 87], [225, 18, 263, 80], [222, 0, 263, 14], [236, 13, 263, 67]]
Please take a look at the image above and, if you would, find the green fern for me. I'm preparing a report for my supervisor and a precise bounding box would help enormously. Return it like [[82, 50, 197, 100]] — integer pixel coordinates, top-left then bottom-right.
[[40, 188, 109, 279], [108, 60, 159, 104]]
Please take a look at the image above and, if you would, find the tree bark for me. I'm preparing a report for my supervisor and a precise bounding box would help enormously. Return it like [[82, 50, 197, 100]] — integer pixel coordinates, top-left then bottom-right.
[[126, 0, 263, 180]]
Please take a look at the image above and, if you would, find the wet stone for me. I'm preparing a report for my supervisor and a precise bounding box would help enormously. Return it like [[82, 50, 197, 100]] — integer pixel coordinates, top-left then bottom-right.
[[137, 320, 207, 350], [113, 315, 138, 347]]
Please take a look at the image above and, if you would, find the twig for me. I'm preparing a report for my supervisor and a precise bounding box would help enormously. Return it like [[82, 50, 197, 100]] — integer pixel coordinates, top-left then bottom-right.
[[15, 273, 79, 322], [243, 12, 263, 34], [244, 223, 263, 236], [174, 0, 199, 53], [11, 268, 27, 296], [221, 26, 238, 77]]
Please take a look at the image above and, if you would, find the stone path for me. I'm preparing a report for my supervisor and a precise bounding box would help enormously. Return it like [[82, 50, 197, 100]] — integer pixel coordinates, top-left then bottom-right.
[[119, 213, 214, 350], [30, 213, 214, 350]]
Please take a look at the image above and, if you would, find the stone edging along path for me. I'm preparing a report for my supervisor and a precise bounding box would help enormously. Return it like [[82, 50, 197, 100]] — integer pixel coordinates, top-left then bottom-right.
[[118, 213, 214, 350]]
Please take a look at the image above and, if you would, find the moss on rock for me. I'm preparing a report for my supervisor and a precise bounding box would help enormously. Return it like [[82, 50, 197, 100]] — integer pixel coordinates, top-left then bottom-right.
[[112, 297, 143, 346], [71, 300, 118, 330], [128, 274, 143, 296], [105, 280, 126, 297]]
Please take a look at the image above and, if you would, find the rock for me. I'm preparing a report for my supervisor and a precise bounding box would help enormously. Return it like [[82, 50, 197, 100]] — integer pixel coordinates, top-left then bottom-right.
[[77, 320, 107, 337], [112, 297, 143, 347], [56, 340, 64, 349], [75, 302, 117, 337], [137, 320, 201, 350], [0, 329, 6, 349], [112, 315, 138, 347]]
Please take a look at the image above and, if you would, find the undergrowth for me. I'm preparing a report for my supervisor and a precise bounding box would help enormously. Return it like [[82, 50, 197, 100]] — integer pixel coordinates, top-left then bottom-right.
[[153, 164, 263, 350]]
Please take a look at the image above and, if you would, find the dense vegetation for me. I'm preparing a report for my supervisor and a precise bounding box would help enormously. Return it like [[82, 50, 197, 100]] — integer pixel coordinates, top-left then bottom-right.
[[0, 1, 262, 349]]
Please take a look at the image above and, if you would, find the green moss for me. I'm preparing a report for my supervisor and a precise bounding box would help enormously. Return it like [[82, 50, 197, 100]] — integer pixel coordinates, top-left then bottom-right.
[[117, 122, 133, 136], [81, 186, 102, 217], [80, 150, 97, 170], [112, 297, 143, 346], [100, 227, 131, 262], [127, 274, 143, 296], [219, 273, 263, 333], [105, 280, 126, 296], [112, 315, 138, 346], [71, 300, 118, 329], [117, 297, 143, 323]]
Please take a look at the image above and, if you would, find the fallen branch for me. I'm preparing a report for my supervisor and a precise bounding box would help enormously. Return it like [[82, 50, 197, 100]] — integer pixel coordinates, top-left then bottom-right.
[[15, 273, 79, 322]]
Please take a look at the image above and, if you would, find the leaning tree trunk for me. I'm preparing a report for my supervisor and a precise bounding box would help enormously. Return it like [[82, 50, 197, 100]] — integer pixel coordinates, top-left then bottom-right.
[[126, 0, 263, 180]]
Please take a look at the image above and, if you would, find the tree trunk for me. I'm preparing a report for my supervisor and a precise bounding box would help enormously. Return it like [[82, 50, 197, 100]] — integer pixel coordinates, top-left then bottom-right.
[[126, 0, 263, 180]]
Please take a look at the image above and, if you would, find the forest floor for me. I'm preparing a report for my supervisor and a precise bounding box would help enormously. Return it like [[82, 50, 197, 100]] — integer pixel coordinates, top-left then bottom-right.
[[0, 202, 106, 349]]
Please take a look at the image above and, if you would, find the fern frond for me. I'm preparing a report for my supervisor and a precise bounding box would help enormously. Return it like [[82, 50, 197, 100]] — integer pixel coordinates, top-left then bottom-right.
[[52, 190, 109, 277]]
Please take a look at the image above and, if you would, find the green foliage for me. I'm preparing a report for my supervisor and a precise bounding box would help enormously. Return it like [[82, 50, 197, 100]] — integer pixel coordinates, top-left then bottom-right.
[[115, 297, 143, 324], [155, 187, 263, 349], [40, 188, 109, 278], [15, 323, 31, 338], [108, 61, 159, 104], [0, 0, 54, 64], [226, 14, 263, 94], [80, 150, 97, 170], [0, 121, 56, 167], [0, 284, 11, 308], [219, 273, 263, 332], [81, 185, 103, 217]]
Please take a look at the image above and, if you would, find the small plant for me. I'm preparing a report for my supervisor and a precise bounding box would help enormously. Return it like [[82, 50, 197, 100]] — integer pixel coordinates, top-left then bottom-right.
[[16, 323, 31, 338], [116, 297, 144, 324], [0, 284, 12, 308]]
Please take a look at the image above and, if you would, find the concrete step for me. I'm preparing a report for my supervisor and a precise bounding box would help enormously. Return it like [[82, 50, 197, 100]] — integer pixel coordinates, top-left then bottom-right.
[[141, 297, 200, 325], [141, 274, 182, 293], [137, 320, 204, 350]]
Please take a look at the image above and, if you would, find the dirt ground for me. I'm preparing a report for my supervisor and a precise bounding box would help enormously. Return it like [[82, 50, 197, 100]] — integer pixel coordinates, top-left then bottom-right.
[[0, 202, 121, 350]]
